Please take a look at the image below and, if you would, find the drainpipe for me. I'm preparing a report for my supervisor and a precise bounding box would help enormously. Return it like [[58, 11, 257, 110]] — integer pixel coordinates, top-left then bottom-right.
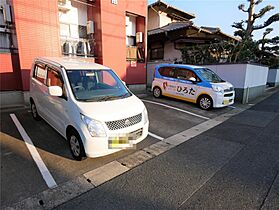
[[246, 86, 250, 103]]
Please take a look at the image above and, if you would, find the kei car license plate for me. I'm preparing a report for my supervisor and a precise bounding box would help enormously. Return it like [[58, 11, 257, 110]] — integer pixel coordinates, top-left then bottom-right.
[[224, 98, 233, 105], [108, 128, 142, 149]]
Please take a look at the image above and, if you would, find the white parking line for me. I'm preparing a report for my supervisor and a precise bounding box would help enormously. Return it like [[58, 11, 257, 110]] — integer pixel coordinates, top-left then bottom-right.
[[142, 99, 210, 120], [148, 132, 164, 141], [10, 114, 57, 189]]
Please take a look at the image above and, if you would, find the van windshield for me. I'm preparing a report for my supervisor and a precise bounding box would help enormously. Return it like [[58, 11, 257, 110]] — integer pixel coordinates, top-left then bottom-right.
[[66, 69, 131, 102], [195, 68, 224, 83]]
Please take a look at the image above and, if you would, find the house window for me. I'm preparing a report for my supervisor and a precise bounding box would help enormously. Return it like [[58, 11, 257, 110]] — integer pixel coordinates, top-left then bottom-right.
[[150, 42, 164, 60]]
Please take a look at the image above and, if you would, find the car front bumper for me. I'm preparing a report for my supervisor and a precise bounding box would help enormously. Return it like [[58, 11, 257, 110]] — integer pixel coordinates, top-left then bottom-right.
[[213, 91, 235, 108], [81, 121, 149, 158]]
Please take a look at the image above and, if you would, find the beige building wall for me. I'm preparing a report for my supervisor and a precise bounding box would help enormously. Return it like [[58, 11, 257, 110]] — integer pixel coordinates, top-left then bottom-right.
[[159, 12, 172, 27], [148, 9, 159, 30], [164, 41, 182, 62], [148, 9, 172, 30]]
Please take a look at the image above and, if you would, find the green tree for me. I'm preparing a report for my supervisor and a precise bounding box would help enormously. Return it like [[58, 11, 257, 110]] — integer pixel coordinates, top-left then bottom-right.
[[232, 0, 279, 64]]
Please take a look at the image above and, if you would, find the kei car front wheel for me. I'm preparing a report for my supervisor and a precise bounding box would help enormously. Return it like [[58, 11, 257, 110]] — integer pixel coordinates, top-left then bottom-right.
[[68, 130, 86, 161], [198, 95, 213, 110]]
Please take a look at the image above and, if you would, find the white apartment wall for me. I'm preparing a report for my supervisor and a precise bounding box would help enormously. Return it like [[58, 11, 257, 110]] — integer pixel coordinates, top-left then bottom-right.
[[59, 1, 87, 26], [59, 0, 88, 39], [126, 16, 136, 36]]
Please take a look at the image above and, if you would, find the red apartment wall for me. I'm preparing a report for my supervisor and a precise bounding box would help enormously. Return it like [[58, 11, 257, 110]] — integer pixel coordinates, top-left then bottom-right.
[[126, 15, 146, 84], [92, 0, 147, 84], [2, 0, 146, 91], [88, 0, 103, 64], [0, 53, 22, 90], [125, 0, 146, 17], [99, 0, 127, 81], [12, 0, 60, 90]]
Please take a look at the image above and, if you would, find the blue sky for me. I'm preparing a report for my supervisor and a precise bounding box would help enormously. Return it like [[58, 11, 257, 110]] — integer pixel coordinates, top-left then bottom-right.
[[148, 0, 279, 40]]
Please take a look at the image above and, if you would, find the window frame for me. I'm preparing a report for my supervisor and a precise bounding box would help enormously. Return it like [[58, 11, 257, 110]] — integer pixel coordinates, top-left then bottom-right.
[[33, 63, 47, 85], [175, 67, 201, 82], [46, 66, 64, 87], [158, 67, 176, 78], [46, 66, 68, 100]]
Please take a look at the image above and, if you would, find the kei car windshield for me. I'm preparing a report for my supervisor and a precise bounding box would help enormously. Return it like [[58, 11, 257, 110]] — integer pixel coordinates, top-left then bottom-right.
[[66, 69, 131, 102], [195, 68, 224, 83]]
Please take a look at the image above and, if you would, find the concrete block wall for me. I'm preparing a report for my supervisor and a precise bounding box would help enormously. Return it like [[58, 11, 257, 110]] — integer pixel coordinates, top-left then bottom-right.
[[204, 64, 269, 103], [146, 61, 172, 88], [267, 69, 279, 87]]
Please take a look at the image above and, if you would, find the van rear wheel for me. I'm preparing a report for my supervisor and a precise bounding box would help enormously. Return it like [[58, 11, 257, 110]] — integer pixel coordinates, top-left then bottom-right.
[[30, 101, 41, 120], [68, 130, 86, 161], [153, 87, 162, 98], [198, 95, 213, 110]]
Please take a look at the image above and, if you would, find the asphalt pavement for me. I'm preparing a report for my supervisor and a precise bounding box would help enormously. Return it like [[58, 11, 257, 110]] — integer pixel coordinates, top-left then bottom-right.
[[57, 90, 279, 210], [1, 91, 219, 208]]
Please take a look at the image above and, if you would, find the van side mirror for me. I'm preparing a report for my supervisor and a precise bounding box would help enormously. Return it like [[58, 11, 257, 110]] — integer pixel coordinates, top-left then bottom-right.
[[48, 86, 63, 97], [189, 77, 197, 83]]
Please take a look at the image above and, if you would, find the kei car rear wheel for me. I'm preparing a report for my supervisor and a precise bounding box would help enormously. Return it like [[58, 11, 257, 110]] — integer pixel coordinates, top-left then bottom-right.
[[30, 101, 41, 121]]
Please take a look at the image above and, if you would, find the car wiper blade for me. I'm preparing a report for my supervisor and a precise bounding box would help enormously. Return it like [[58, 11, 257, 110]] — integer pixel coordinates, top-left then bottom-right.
[[96, 96, 118, 101], [119, 93, 130, 98]]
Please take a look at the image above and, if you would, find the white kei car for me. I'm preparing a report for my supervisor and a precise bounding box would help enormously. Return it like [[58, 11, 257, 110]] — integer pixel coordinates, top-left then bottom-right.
[[29, 57, 149, 160]]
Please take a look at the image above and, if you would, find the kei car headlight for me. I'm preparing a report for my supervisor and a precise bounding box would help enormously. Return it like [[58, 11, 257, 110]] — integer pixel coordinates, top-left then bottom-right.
[[143, 107, 149, 124], [80, 114, 106, 137], [212, 84, 224, 93]]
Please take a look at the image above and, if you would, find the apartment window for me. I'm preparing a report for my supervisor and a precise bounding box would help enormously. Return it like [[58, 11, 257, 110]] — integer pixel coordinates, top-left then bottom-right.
[[0, 4, 14, 53], [126, 14, 145, 62], [150, 42, 164, 60], [126, 15, 136, 47]]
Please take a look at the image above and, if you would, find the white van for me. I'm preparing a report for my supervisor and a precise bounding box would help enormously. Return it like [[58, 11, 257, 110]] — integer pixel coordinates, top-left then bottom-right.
[[30, 57, 149, 160], [152, 64, 235, 110]]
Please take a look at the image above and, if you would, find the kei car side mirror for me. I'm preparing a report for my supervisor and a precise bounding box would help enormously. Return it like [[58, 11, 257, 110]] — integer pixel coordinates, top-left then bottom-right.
[[189, 77, 197, 83], [48, 86, 63, 97]]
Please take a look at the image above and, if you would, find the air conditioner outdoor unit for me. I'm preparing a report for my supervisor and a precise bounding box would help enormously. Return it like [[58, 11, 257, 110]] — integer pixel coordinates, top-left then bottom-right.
[[87, 21, 94, 34], [58, 0, 71, 12]]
